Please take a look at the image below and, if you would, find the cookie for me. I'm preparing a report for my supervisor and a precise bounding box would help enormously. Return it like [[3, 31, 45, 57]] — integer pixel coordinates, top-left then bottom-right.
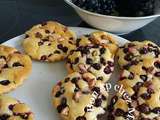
[[107, 94, 136, 120], [0, 45, 32, 94], [135, 78, 160, 119], [90, 31, 118, 55], [118, 69, 153, 99], [0, 95, 34, 120], [22, 21, 76, 62], [66, 44, 114, 82], [76, 31, 118, 56], [117, 41, 160, 71], [52, 72, 108, 120]]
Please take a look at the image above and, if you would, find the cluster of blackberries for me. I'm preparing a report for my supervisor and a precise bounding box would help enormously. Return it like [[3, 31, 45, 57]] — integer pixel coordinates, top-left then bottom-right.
[[72, 0, 157, 17]]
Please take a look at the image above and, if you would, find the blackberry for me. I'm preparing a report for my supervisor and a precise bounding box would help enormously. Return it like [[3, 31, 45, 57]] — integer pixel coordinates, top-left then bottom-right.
[[72, 0, 87, 8], [116, 0, 156, 17], [73, 0, 117, 15], [99, 0, 117, 15]]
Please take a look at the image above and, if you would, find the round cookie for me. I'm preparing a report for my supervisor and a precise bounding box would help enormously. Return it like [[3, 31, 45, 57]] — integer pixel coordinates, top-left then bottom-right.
[[52, 72, 108, 120], [117, 41, 160, 70], [136, 78, 160, 119], [0, 95, 34, 120], [23, 21, 76, 62], [107, 95, 136, 120], [76, 31, 118, 56], [66, 44, 114, 82], [0, 45, 32, 94]]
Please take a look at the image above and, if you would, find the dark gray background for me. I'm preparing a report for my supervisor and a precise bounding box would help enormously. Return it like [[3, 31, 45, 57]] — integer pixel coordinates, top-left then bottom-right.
[[0, 0, 160, 45]]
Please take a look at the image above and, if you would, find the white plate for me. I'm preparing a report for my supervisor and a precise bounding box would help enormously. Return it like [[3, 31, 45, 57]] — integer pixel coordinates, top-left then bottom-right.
[[3, 27, 129, 120]]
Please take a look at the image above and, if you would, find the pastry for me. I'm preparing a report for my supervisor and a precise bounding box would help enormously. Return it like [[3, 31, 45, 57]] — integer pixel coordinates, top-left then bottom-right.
[[66, 44, 114, 82], [0, 45, 32, 94], [76, 31, 118, 56], [117, 41, 160, 71], [52, 72, 108, 120], [107, 94, 136, 120], [0, 95, 34, 120], [22, 21, 76, 62]]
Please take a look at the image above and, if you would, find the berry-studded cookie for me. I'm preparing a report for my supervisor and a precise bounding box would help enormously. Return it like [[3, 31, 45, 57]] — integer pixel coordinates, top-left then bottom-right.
[[0, 95, 34, 120], [107, 94, 136, 120], [117, 41, 160, 71], [76, 31, 118, 56], [52, 72, 108, 120], [0, 45, 32, 94], [90, 31, 118, 55], [118, 70, 153, 99], [135, 78, 160, 119], [66, 44, 114, 82], [23, 21, 76, 62]]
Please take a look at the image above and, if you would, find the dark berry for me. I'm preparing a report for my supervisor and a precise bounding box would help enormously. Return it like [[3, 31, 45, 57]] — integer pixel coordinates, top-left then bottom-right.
[[133, 82, 143, 92], [92, 87, 100, 94], [137, 104, 150, 114], [8, 104, 14, 110], [57, 104, 67, 113], [74, 58, 79, 64], [86, 58, 93, 64], [71, 77, 79, 84], [12, 62, 24, 67], [62, 47, 68, 53], [108, 61, 114, 67], [40, 55, 47, 61], [0, 114, 10, 120], [100, 48, 106, 54], [0, 80, 10, 86], [140, 75, 148, 82], [152, 107, 160, 114], [115, 109, 125, 116], [54, 50, 61, 54], [128, 72, 134, 79], [123, 48, 129, 53], [92, 63, 101, 70], [35, 32, 42, 38], [76, 116, 86, 120], [94, 98, 102, 107], [100, 57, 106, 65], [104, 66, 112, 74], [140, 93, 151, 100], [139, 47, 148, 54], [124, 53, 134, 61], [0, 56, 6, 60], [154, 61, 160, 69], [155, 72, 160, 77]]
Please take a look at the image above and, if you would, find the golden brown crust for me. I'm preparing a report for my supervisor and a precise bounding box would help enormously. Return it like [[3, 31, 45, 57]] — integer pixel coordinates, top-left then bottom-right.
[[52, 72, 108, 120], [66, 44, 114, 82], [22, 21, 76, 62], [0, 95, 34, 120], [0, 45, 32, 94]]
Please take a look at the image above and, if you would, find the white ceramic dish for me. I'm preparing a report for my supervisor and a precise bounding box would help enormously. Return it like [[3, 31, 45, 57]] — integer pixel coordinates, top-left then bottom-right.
[[65, 0, 160, 35], [4, 27, 129, 120]]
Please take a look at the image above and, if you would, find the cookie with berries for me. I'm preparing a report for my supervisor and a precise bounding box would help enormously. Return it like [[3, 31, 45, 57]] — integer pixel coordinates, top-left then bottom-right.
[[66, 44, 114, 82], [135, 78, 160, 119], [117, 41, 160, 71], [0, 45, 32, 94], [107, 94, 136, 120], [52, 72, 108, 120], [23, 21, 76, 62], [0, 95, 34, 120], [76, 31, 118, 56]]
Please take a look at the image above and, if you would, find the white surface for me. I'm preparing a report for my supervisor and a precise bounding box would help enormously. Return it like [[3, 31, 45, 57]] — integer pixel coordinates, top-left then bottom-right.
[[65, 0, 160, 34], [3, 27, 129, 120]]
